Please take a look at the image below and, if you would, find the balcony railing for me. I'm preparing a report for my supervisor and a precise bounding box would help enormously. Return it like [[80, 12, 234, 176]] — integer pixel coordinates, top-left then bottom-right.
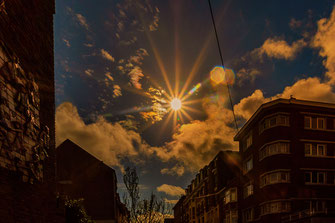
[[281, 208, 335, 222]]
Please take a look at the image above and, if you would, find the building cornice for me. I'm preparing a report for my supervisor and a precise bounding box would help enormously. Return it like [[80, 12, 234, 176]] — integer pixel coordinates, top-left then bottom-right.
[[234, 98, 335, 141]]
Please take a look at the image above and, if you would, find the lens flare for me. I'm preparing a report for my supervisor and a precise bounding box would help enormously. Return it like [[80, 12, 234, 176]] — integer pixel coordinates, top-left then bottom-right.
[[171, 98, 182, 110], [210, 66, 225, 84], [210, 66, 236, 85], [188, 83, 202, 95]]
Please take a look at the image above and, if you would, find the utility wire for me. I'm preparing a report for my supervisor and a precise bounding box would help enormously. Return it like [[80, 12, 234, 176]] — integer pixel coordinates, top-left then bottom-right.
[[207, 0, 239, 132]]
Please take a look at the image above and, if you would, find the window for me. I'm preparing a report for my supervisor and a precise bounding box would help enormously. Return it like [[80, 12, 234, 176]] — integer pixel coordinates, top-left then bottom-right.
[[245, 133, 252, 149], [242, 208, 254, 223], [243, 183, 254, 198], [225, 210, 238, 223], [304, 116, 311, 128], [304, 116, 326, 130], [259, 141, 290, 160], [260, 170, 290, 187], [225, 188, 237, 204], [317, 118, 325, 129], [259, 114, 289, 133], [305, 171, 326, 184], [260, 201, 291, 215], [244, 157, 253, 173], [310, 201, 326, 213], [305, 144, 327, 157]]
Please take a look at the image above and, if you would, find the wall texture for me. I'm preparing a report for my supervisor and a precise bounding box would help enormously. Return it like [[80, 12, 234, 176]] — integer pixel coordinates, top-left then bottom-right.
[[0, 0, 60, 222]]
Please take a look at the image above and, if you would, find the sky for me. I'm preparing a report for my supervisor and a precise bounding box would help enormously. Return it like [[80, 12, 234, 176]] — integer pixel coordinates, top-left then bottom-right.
[[54, 0, 335, 203]]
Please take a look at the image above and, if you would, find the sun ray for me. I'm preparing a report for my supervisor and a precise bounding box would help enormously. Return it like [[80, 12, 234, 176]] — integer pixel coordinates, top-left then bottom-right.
[[182, 105, 203, 114], [180, 109, 193, 121], [182, 98, 203, 106], [177, 110, 185, 123], [134, 8, 174, 97], [173, 110, 178, 130], [179, 35, 212, 98], [174, 16, 181, 98], [161, 108, 174, 131]]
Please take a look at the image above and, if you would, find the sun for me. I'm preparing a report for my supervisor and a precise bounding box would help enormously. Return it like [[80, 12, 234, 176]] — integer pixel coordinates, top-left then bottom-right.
[[170, 98, 182, 111]]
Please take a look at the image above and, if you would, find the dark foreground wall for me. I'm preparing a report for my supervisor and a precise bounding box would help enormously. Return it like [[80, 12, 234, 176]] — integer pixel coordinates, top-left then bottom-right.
[[0, 0, 60, 222]]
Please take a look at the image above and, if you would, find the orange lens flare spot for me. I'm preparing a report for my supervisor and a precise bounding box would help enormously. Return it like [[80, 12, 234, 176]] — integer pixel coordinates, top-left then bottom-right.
[[224, 68, 235, 85], [171, 98, 182, 110], [210, 66, 235, 85], [210, 66, 225, 84]]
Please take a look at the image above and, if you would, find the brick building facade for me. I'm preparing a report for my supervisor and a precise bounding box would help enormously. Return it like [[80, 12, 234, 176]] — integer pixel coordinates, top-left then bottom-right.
[[174, 151, 240, 223], [235, 98, 335, 223], [174, 98, 335, 223], [0, 0, 58, 222]]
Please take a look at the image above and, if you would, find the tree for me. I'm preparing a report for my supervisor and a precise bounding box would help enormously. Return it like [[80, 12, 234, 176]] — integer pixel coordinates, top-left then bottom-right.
[[123, 167, 171, 223], [65, 198, 95, 223]]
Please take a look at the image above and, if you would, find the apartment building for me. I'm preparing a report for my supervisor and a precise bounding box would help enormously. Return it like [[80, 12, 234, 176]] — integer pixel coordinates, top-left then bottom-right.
[[234, 98, 335, 223], [174, 151, 240, 223]]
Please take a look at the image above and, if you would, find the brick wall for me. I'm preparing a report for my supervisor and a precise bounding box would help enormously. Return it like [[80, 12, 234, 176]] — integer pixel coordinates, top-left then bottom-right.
[[0, 0, 60, 222]]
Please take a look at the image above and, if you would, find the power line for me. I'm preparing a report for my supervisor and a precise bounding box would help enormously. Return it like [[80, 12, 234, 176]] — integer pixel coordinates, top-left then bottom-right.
[[207, 0, 239, 132]]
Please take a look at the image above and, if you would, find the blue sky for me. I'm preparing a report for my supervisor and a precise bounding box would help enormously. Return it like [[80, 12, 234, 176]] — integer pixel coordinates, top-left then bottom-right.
[[54, 0, 335, 202]]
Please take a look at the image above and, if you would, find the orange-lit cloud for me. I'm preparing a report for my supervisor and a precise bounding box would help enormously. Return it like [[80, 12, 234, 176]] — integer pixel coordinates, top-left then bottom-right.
[[255, 38, 306, 60], [113, 85, 122, 98], [101, 49, 115, 62], [312, 5, 335, 83], [234, 77, 335, 121], [129, 66, 144, 89], [56, 102, 152, 171], [156, 184, 185, 197], [153, 96, 238, 173], [161, 165, 185, 177]]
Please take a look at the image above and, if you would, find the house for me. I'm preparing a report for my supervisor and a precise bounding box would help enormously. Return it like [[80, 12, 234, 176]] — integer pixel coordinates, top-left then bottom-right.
[[57, 139, 129, 223]]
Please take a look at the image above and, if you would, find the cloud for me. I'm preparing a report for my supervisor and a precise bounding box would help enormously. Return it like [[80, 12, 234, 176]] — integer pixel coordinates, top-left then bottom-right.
[[153, 96, 238, 172], [164, 199, 179, 205], [140, 87, 168, 124], [101, 49, 115, 62], [157, 184, 185, 197], [161, 165, 185, 177], [85, 69, 94, 76], [312, 5, 335, 83], [289, 18, 303, 30], [234, 90, 269, 120], [56, 102, 153, 171], [234, 77, 335, 121], [62, 38, 70, 47], [129, 66, 144, 89], [254, 37, 306, 60], [236, 68, 261, 85], [113, 85, 122, 98], [105, 72, 114, 82], [149, 7, 160, 31], [75, 13, 89, 30]]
